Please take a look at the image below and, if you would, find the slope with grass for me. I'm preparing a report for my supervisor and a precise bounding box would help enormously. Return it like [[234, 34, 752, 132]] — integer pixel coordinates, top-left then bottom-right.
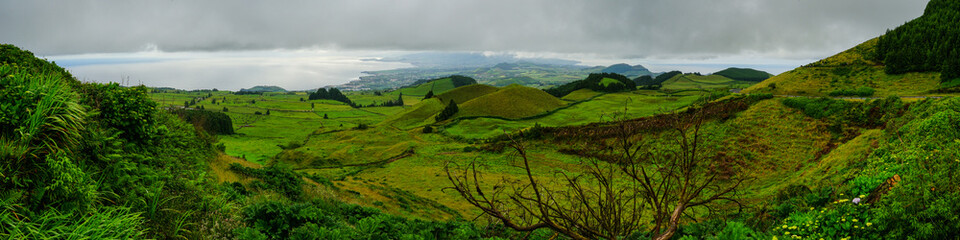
[[390, 75, 477, 97], [455, 84, 566, 119], [660, 73, 758, 91], [712, 67, 773, 82], [382, 98, 446, 129], [744, 38, 943, 96], [434, 84, 499, 104]]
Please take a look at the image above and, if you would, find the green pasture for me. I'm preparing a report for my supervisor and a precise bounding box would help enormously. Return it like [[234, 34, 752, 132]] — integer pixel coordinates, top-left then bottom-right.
[[443, 91, 701, 139]]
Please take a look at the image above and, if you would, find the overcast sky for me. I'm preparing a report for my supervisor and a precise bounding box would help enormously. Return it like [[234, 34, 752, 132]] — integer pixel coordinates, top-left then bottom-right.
[[0, 0, 930, 90]]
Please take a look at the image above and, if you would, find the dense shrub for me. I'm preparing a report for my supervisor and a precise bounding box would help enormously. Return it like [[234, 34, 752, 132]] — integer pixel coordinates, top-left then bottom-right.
[[1, 44, 221, 239], [545, 73, 636, 97], [78, 83, 159, 141], [229, 164, 304, 199], [828, 87, 876, 97], [170, 109, 235, 135]]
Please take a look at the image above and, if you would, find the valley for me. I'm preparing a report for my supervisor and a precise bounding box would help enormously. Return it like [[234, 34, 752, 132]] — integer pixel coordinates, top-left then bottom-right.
[[3, 1, 960, 239]]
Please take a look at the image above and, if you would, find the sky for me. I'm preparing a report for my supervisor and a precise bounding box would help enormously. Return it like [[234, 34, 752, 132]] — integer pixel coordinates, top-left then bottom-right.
[[0, 0, 930, 90]]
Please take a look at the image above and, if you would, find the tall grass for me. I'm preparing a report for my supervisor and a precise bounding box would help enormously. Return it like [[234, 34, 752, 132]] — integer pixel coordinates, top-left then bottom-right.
[[0, 206, 146, 239], [0, 64, 85, 158]]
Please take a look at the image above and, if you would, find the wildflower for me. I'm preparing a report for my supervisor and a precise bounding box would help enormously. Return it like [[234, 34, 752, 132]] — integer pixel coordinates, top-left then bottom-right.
[[789, 226, 797, 230], [852, 219, 858, 222], [852, 198, 861, 204], [859, 194, 866, 198], [785, 231, 791, 235], [866, 222, 873, 227]]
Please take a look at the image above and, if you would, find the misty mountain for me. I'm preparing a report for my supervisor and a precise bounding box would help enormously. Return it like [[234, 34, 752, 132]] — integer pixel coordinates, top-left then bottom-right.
[[378, 52, 579, 68]]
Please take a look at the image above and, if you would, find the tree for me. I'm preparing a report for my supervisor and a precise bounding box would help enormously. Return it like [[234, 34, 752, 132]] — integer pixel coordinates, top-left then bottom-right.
[[446, 107, 743, 240], [435, 100, 458, 122], [266, 109, 271, 115], [424, 90, 435, 100], [223, 107, 229, 112], [323, 113, 329, 119], [311, 103, 315, 109]]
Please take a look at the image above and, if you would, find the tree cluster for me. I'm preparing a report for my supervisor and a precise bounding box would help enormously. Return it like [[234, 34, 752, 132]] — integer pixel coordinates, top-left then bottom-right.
[[876, 0, 960, 81], [435, 100, 459, 122], [546, 73, 636, 97], [309, 88, 354, 105]]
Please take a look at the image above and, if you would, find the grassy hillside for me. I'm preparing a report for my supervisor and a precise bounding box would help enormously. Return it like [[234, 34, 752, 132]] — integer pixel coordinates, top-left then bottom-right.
[[435, 84, 499, 105], [382, 98, 445, 129], [744, 38, 943, 96], [456, 84, 566, 119], [390, 75, 477, 96], [712, 67, 773, 82], [660, 73, 757, 91], [561, 88, 603, 101]]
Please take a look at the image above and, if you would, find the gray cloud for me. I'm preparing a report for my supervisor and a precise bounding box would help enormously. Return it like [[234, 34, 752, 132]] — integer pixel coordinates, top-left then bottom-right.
[[1, 0, 928, 59]]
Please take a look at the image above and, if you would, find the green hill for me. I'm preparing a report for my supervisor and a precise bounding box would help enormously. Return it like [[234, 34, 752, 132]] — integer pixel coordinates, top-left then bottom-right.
[[435, 84, 500, 105], [456, 84, 566, 119], [635, 70, 682, 86], [383, 98, 446, 128], [712, 67, 772, 82], [392, 75, 477, 96], [240, 85, 286, 92], [660, 74, 757, 91], [743, 38, 942, 96], [601, 63, 652, 77], [561, 88, 602, 101], [545, 73, 636, 97], [745, 0, 958, 96]]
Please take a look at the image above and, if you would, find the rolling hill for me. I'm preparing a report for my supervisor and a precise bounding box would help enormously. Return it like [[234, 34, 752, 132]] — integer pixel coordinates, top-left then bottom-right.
[[391, 75, 477, 96], [239, 85, 286, 92], [456, 84, 567, 119], [712, 67, 772, 82], [601, 63, 653, 77], [659, 74, 758, 91], [742, 38, 942, 96], [744, 0, 959, 96], [435, 84, 500, 104]]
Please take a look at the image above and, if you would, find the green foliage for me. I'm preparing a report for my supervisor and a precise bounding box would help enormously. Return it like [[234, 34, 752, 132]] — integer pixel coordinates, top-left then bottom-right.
[[0, 207, 147, 239], [712, 67, 772, 82], [545, 73, 636, 97], [423, 90, 434, 99], [0, 44, 73, 84], [229, 164, 304, 199], [677, 220, 763, 240], [435, 99, 460, 122], [1, 44, 220, 239], [170, 109, 235, 135], [828, 87, 876, 97], [876, 0, 960, 81], [240, 200, 487, 240], [772, 201, 878, 239], [781, 96, 904, 128], [78, 83, 159, 141], [0, 63, 93, 213]]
